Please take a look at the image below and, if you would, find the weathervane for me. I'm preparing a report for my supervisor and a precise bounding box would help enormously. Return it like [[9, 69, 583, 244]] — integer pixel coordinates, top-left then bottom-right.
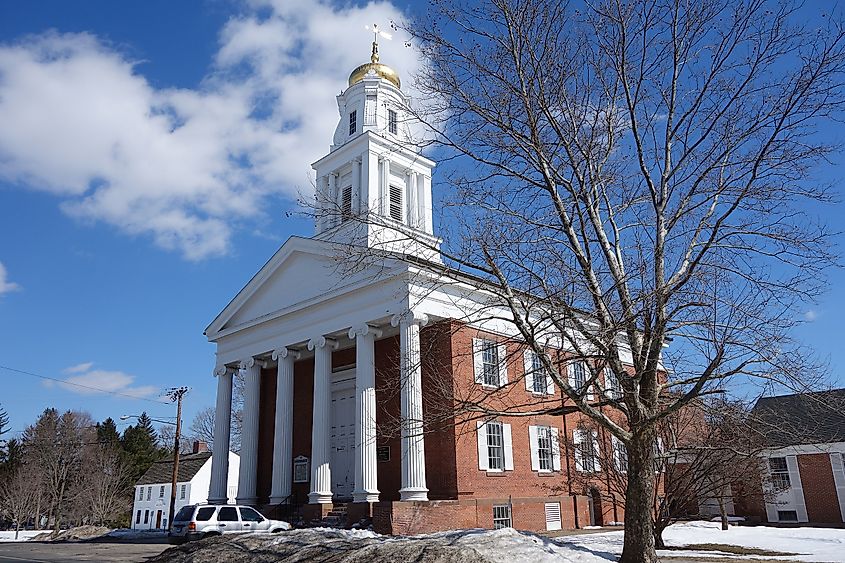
[[364, 21, 411, 63]]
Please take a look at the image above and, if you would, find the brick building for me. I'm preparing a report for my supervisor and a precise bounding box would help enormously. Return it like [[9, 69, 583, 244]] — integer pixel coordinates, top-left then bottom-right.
[[736, 390, 845, 525], [203, 41, 639, 534]]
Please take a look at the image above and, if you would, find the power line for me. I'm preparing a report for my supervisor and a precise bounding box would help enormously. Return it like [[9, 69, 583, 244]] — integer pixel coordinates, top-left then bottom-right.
[[0, 364, 170, 404]]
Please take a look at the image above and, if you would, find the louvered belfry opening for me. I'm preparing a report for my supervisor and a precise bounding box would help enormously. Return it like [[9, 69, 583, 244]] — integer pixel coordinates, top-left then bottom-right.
[[389, 184, 402, 222]]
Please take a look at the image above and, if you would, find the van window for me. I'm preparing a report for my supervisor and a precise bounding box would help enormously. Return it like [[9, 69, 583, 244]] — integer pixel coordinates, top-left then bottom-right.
[[195, 507, 216, 521], [174, 505, 195, 522], [218, 507, 238, 521], [239, 507, 265, 522]]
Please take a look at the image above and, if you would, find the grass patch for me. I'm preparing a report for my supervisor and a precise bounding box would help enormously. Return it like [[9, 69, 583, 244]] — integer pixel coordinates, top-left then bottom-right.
[[668, 543, 796, 556]]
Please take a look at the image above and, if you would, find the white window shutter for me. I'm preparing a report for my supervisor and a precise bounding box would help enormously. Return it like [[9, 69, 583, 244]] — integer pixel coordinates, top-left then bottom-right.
[[503, 423, 514, 470], [523, 349, 534, 392], [829, 453, 845, 523], [592, 430, 602, 472], [529, 426, 540, 471], [472, 338, 484, 384], [573, 429, 584, 472], [476, 421, 488, 470], [567, 362, 576, 389], [786, 455, 808, 522], [498, 343, 508, 385], [551, 427, 561, 471]]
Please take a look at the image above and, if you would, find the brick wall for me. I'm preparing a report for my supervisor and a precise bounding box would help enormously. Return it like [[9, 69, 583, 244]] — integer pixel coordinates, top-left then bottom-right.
[[798, 453, 842, 524]]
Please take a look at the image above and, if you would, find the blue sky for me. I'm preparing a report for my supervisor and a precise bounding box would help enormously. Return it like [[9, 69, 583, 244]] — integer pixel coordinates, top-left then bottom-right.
[[0, 0, 843, 438]]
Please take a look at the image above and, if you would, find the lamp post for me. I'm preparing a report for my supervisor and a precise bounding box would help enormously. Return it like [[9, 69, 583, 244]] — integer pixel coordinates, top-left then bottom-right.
[[121, 386, 189, 532]]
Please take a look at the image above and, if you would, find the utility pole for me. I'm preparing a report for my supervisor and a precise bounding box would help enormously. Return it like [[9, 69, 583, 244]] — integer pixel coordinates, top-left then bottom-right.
[[165, 386, 189, 532]]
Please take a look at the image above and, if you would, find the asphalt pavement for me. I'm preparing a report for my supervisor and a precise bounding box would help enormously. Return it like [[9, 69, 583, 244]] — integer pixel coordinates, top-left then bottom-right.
[[0, 539, 170, 562]]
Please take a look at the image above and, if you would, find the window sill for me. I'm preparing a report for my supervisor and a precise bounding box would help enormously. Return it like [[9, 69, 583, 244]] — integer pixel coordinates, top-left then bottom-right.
[[485, 470, 509, 477], [481, 384, 504, 391], [536, 471, 558, 477]]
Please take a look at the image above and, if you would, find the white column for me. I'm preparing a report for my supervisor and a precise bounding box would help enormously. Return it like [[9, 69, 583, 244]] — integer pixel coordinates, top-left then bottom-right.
[[352, 158, 361, 215], [392, 311, 429, 501], [421, 175, 433, 233], [307, 336, 337, 504], [329, 173, 338, 227], [269, 347, 299, 504], [380, 157, 391, 216], [236, 357, 262, 505], [208, 365, 234, 504], [407, 171, 418, 228], [349, 324, 382, 503]]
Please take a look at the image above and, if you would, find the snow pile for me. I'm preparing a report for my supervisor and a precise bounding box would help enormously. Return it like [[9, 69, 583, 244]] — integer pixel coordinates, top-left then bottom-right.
[[32, 525, 111, 541], [0, 530, 50, 542], [559, 521, 845, 563]]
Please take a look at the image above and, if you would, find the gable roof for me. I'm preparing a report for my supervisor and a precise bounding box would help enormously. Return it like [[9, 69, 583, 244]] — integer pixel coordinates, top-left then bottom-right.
[[136, 452, 212, 485], [751, 389, 845, 448]]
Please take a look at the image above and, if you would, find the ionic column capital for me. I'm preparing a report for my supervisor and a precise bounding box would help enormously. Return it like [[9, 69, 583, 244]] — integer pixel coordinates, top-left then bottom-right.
[[214, 365, 236, 377], [239, 357, 267, 370], [307, 336, 339, 351], [348, 324, 383, 340], [272, 347, 301, 361], [391, 310, 429, 328]]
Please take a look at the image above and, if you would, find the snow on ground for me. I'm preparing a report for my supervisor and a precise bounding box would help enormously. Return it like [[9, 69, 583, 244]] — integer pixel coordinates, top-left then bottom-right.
[[559, 521, 845, 562], [0, 530, 50, 542]]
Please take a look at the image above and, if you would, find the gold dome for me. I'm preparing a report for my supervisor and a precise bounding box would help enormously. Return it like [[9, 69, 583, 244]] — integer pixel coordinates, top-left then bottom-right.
[[348, 41, 401, 89]]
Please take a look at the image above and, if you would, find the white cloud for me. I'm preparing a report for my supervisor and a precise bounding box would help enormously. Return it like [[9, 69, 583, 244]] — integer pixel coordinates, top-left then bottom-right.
[[0, 262, 21, 295], [63, 361, 94, 374], [804, 309, 819, 322], [0, 1, 422, 260], [49, 363, 158, 398]]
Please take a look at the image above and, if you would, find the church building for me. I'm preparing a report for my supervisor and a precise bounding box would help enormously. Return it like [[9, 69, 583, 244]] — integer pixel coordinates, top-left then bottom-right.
[[204, 40, 626, 534]]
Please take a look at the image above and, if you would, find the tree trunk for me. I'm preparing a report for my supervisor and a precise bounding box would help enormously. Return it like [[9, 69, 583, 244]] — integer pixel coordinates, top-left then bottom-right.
[[14, 521, 20, 541], [718, 496, 728, 531], [621, 436, 658, 563]]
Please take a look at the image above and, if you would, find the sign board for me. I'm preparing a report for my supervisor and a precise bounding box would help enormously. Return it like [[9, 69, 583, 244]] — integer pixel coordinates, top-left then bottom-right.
[[293, 455, 310, 483], [376, 446, 391, 462]]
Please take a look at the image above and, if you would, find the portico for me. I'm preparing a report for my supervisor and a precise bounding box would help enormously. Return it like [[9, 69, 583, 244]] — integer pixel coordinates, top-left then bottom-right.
[[207, 311, 430, 509]]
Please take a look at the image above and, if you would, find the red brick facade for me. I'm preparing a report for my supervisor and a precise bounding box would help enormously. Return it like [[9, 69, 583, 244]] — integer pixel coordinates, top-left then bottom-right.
[[798, 454, 840, 524], [254, 320, 644, 533]]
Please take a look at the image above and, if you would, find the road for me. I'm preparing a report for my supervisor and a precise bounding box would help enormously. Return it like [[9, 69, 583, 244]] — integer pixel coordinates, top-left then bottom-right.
[[0, 539, 170, 562]]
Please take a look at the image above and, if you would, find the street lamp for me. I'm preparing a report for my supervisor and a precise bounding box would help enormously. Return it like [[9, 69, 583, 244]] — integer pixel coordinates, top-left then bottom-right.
[[121, 388, 188, 533]]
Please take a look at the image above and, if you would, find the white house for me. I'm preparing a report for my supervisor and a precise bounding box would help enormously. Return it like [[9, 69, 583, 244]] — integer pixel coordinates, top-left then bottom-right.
[[132, 443, 239, 530]]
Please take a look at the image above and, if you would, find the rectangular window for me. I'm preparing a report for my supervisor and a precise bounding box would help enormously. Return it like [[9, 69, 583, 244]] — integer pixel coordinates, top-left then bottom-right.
[[218, 506, 238, 522], [576, 430, 599, 472], [179, 484, 186, 500], [196, 507, 216, 521], [341, 185, 352, 218], [388, 109, 398, 134], [486, 421, 504, 471], [604, 368, 622, 399], [389, 185, 402, 221], [482, 340, 501, 387], [144, 510, 149, 524], [493, 504, 512, 529], [135, 510, 141, 524], [537, 426, 553, 471], [531, 352, 549, 394], [147, 487, 152, 501], [159, 486, 165, 498], [769, 457, 791, 490], [137, 488, 142, 500], [777, 510, 798, 522], [613, 436, 628, 473], [349, 110, 357, 135], [571, 362, 588, 393]]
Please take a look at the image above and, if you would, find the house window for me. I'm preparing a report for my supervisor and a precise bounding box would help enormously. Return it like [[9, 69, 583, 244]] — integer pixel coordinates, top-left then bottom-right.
[[530, 352, 548, 394], [388, 109, 398, 134], [575, 429, 600, 473], [570, 361, 588, 394], [604, 368, 622, 399], [777, 510, 798, 522], [769, 457, 791, 490], [144, 510, 149, 524], [389, 185, 402, 221], [159, 486, 165, 498], [482, 340, 501, 387], [486, 421, 505, 471], [147, 487, 152, 501], [612, 435, 628, 473], [537, 426, 553, 471], [137, 488, 142, 500], [179, 484, 186, 500], [135, 510, 141, 524], [493, 505, 512, 529], [349, 110, 357, 135]]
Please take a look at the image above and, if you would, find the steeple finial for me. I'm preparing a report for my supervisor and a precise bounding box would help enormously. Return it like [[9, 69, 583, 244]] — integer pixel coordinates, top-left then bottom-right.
[[371, 40, 379, 63]]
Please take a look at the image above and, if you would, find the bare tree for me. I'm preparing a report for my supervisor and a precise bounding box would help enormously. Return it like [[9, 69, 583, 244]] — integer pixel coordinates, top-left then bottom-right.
[[0, 466, 37, 539], [77, 444, 133, 526], [188, 407, 216, 450], [314, 1, 845, 561]]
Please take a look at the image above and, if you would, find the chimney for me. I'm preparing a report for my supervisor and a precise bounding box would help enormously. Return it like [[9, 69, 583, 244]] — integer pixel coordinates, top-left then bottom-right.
[[193, 441, 209, 454]]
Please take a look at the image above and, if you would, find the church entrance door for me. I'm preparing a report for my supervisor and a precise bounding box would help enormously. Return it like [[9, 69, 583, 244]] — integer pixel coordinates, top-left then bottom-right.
[[330, 373, 355, 500]]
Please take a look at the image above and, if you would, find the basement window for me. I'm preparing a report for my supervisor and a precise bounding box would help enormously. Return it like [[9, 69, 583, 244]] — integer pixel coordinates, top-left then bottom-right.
[[777, 510, 798, 522], [493, 504, 512, 529]]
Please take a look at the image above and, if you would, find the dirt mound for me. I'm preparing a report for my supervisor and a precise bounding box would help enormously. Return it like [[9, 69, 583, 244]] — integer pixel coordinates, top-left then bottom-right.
[[149, 528, 490, 563], [32, 525, 111, 541]]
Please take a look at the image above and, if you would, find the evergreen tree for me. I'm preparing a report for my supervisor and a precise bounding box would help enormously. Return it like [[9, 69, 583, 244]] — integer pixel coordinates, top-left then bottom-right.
[[121, 411, 164, 482], [96, 417, 121, 447]]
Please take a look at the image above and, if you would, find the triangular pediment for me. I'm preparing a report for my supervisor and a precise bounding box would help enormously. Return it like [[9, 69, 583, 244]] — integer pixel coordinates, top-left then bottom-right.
[[205, 236, 405, 339]]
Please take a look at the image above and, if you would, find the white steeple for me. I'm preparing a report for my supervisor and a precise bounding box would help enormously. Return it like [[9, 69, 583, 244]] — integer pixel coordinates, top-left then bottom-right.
[[311, 38, 441, 263]]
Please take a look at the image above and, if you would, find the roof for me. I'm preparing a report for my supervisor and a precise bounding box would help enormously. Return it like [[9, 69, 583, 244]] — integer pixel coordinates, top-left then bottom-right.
[[136, 452, 212, 485], [751, 389, 845, 448]]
